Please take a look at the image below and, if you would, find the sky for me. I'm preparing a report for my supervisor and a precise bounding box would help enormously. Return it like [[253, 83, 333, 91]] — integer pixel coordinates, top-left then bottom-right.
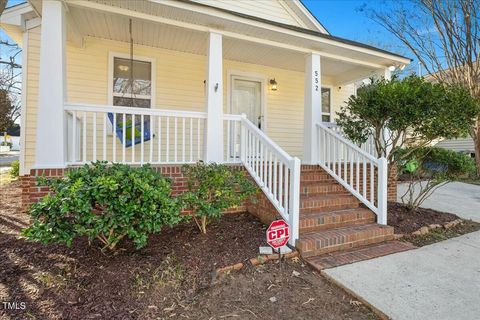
[[303, 0, 413, 59]]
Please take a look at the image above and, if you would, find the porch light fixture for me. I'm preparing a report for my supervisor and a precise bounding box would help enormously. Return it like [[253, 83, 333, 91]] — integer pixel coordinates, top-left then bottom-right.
[[269, 78, 278, 91], [388, 65, 396, 72], [118, 65, 129, 72]]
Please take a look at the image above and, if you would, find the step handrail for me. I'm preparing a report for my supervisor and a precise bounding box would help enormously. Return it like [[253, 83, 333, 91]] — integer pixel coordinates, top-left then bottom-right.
[[316, 122, 388, 224], [238, 114, 301, 245]]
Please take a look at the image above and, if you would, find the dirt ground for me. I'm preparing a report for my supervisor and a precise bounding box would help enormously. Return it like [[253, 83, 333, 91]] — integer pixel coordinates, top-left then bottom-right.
[[388, 201, 459, 234], [402, 220, 480, 247], [0, 181, 377, 320], [388, 201, 480, 247]]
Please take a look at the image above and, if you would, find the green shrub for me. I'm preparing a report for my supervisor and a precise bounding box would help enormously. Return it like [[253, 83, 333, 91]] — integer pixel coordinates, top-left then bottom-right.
[[0, 141, 12, 147], [22, 162, 182, 250], [397, 147, 476, 210], [181, 162, 257, 234], [336, 76, 479, 164], [9, 160, 19, 178]]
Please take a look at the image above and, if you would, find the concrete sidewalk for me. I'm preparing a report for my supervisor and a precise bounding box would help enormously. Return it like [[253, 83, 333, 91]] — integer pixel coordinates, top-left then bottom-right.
[[397, 182, 480, 222], [323, 231, 480, 320]]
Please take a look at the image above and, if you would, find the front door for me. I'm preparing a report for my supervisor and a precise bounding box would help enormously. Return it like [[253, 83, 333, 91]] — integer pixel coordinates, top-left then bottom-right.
[[230, 76, 263, 158]]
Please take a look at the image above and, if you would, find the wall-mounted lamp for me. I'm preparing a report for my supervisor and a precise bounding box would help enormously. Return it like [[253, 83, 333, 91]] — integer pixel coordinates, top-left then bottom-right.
[[269, 78, 278, 91], [388, 65, 396, 72], [118, 65, 129, 72]]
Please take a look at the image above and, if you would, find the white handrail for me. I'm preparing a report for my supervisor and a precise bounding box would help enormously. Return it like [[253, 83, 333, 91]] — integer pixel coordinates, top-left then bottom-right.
[[65, 103, 208, 119], [324, 122, 378, 158], [316, 122, 387, 224], [236, 114, 301, 245]]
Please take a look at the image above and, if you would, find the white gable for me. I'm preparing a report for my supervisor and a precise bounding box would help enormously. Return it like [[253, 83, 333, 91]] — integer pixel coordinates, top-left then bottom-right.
[[188, 0, 327, 33]]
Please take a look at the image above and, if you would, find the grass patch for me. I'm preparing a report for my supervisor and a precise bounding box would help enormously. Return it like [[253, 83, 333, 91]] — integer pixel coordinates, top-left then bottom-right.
[[133, 254, 185, 292]]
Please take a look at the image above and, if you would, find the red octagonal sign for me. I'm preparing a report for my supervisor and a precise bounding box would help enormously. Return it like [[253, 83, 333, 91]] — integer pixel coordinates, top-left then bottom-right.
[[266, 220, 290, 249]]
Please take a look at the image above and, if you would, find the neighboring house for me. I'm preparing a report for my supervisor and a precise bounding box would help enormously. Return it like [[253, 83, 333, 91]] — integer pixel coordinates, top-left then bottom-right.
[[435, 138, 475, 158], [0, 126, 21, 151], [0, 0, 410, 264]]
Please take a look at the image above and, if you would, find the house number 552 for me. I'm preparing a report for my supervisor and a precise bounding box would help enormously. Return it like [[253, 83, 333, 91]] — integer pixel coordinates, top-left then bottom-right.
[[314, 70, 319, 91]]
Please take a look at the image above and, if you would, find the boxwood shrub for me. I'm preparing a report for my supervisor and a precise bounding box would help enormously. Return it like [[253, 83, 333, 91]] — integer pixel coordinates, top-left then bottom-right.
[[23, 162, 182, 250]]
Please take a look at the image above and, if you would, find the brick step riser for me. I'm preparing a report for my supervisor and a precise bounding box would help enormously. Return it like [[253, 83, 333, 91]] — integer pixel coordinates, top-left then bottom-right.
[[299, 234, 395, 258], [300, 203, 359, 214], [300, 174, 335, 182], [300, 196, 360, 210], [300, 184, 348, 196], [299, 217, 375, 233]]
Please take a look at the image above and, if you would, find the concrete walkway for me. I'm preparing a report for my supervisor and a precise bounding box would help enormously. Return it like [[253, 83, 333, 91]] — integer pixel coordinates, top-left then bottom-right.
[[323, 231, 480, 320], [397, 182, 480, 222], [0, 151, 19, 167]]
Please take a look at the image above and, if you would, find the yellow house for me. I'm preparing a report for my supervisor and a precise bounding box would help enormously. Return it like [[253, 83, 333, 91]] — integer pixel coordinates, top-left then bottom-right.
[[1, 0, 410, 261]]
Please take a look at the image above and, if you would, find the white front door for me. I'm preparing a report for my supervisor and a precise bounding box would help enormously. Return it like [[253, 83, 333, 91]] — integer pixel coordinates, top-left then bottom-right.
[[231, 77, 263, 129], [229, 76, 264, 158]]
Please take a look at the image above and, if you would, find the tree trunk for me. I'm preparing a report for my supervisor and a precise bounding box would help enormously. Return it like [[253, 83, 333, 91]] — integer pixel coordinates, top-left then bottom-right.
[[474, 131, 480, 177]]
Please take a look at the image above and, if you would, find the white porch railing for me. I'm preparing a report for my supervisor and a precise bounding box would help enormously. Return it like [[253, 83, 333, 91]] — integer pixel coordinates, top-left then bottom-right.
[[317, 122, 388, 224], [325, 123, 378, 157], [225, 114, 301, 245], [64, 103, 207, 165]]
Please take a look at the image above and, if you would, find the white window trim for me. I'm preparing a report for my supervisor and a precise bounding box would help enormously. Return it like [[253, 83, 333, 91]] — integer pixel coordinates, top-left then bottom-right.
[[107, 51, 156, 108], [226, 69, 267, 131], [321, 85, 333, 123]]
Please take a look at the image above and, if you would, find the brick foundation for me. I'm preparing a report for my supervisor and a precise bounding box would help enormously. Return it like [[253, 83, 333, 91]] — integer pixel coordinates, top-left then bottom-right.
[[387, 165, 397, 202], [21, 165, 245, 215]]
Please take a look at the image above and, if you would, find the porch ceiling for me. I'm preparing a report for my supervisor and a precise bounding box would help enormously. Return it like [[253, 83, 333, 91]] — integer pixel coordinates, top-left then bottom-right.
[[66, 4, 381, 85]]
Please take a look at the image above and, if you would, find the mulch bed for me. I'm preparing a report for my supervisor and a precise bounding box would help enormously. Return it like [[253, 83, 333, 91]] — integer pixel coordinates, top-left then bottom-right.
[[388, 201, 480, 247], [0, 181, 377, 320], [388, 201, 459, 234], [402, 220, 480, 247]]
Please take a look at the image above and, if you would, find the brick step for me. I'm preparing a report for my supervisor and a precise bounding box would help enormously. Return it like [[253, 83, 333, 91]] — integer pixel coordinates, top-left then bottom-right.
[[300, 165, 324, 172], [297, 223, 395, 257], [300, 194, 359, 213], [299, 208, 376, 233], [306, 241, 416, 270], [300, 171, 336, 183], [300, 181, 348, 196]]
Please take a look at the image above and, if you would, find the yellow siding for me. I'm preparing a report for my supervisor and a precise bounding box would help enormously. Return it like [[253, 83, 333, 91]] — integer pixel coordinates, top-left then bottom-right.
[[331, 84, 356, 121], [24, 26, 40, 170], [188, 0, 303, 27], [24, 35, 358, 171]]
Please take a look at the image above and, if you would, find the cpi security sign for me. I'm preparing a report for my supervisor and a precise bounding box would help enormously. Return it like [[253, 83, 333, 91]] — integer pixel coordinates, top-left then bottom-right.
[[266, 220, 290, 249]]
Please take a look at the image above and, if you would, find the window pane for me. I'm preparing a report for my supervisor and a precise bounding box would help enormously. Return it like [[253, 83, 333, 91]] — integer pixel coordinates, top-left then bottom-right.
[[321, 88, 330, 113], [113, 97, 151, 108], [322, 115, 331, 122], [113, 58, 152, 96]]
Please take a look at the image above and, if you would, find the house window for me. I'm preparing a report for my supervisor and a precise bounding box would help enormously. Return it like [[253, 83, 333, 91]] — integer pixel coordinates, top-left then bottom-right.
[[321, 87, 331, 122], [112, 57, 152, 108]]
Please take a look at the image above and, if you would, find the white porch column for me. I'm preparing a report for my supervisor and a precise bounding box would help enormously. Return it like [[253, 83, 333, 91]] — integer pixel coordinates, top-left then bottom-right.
[[204, 32, 224, 163], [303, 53, 322, 164], [384, 67, 392, 81], [35, 0, 66, 168]]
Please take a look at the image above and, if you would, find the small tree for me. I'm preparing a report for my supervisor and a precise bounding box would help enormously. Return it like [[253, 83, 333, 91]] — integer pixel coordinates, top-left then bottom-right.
[[398, 147, 476, 210], [23, 162, 182, 250], [181, 162, 257, 234], [336, 75, 479, 166]]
